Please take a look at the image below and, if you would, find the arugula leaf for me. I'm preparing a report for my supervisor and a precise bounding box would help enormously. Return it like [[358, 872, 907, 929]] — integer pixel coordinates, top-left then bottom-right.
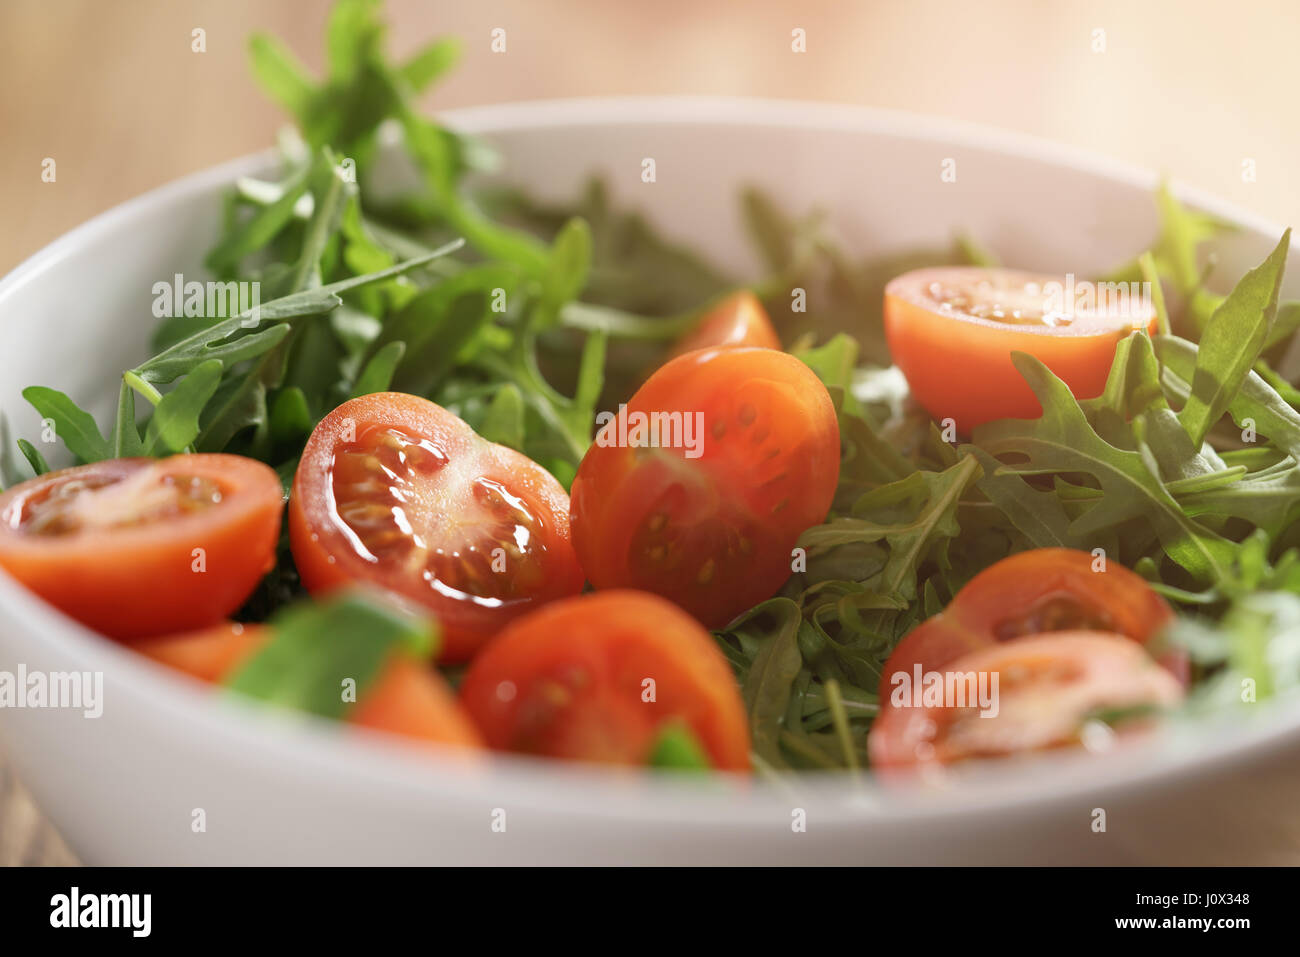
[[718, 598, 805, 768], [16, 439, 49, 476], [973, 353, 1237, 584], [224, 590, 436, 720], [1177, 231, 1289, 447], [1157, 335, 1300, 461], [351, 340, 405, 397], [137, 242, 461, 384], [142, 359, 224, 455], [21, 386, 111, 463], [474, 384, 526, 450]]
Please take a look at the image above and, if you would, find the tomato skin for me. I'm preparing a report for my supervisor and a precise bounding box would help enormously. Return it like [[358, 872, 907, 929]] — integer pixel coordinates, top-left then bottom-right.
[[0, 455, 282, 640], [349, 658, 484, 751], [946, 548, 1174, 645], [883, 268, 1158, 432], [668, 291, 781, 359], [135, 621, 270, 682], [458, 590, 751, 770], [570, 348, 839, 628], [869, 631, 1185, 770], [879, 548, 1180, 698], [134, 622, 483, 751], [289, 393, 585, 663]]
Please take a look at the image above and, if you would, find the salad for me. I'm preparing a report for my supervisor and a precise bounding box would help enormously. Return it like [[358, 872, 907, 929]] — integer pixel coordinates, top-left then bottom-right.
[[2, 0, 1299, 779]]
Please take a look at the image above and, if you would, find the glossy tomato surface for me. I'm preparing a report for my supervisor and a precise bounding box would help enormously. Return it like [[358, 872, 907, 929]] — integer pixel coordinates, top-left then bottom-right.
[[289, 393, 584, 662], [135, 621, 483, 751], [570, 347, 839, 628], [0, 455, 282, 639], [668, 291, 781, 359], [458, 590, 750, 770], [869, 631, 1185, 770], [883, 267, 1157, 432], [879, 548, 1180, 697]]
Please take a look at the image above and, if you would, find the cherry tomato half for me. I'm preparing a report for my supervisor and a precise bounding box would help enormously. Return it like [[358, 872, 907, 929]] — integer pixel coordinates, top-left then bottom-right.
[[0, 455, 282, 639], [883, 267, 1157, 432], [570, 348, 839, 628], [458, 590, 751, 770], [135, 622, 483, 751], [869, 631, 1185, 770], [668, 291, 782, 360], [879, 548, 1180, 698], [289, 393, 584, 662]]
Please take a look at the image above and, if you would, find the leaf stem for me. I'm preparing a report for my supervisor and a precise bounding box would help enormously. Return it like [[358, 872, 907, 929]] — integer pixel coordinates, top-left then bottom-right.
[[123, 371, 163, 407]]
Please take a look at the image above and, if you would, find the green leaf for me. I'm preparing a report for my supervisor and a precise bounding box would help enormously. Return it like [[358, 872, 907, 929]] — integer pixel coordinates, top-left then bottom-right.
[[113, 380, 145, 457], [224, 590, 436, 720], [21, 386, 110, 463], [138, 243, 462, 384], [351, 340, 405, 397], [647, 722, 713, 771], [801, 454, 981, 604], [540, 217, 592, 319], [1178, 230, 1289, 447], [143, 360, 224, 455], [269, 386, 313, 443], [205, 163, 311, 274], [248, 33, 316, 119], [974, 352, 1237, 584], [476, 383, 525, 449], [725, 598, 805, 768], [16, 439, 49, 476], [1158, 334, 1300, 461], [399, 37, 460, 92]]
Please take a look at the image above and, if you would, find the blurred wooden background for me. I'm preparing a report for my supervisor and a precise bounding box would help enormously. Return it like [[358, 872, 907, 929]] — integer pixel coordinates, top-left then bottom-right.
[[2, 0, 1298, 864]]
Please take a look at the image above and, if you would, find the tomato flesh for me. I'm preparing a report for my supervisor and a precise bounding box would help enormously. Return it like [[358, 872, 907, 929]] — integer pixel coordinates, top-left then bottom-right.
[[290, 393, 584, 662], [870, 631, 1185, 769], [0, 455, 282, 639], [459, 590, 751, 769], [879, 548, 1181, 699], [570, 348, 839, 628], [883, 267, 1158, 432]]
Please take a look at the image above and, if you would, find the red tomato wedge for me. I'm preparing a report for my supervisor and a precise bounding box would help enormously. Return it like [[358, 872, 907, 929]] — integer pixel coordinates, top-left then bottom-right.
[[289, 393, 584, 662], [570, 347, 839, 628], [879, 548, 1181, 699], [459, 590, 751, 770], [869, 632, 1185, 770], [883, 267, 1157, 432], [0, 455, 282, 639], [668, 291, 782, 359], [135, 622, 484, 751]]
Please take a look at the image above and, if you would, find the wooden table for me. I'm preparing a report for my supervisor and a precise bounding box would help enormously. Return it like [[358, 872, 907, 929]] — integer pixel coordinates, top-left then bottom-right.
[[0, 757, 77, 866]]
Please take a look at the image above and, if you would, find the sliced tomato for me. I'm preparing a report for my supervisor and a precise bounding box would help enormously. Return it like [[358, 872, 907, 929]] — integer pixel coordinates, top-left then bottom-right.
[[879, 548, 1181, 698], [458, 590, 751, 770], [883, 267, 1157, 432], [136, 620, 270, 682], [668, 291, 781, 359], [947, 547, 1175, 644], [289, 393, 584, 663], [869, 632, 1185, 769], [135, 621, 483, 751], [0, 455, 282, 639], [570, 348, 839, 628]]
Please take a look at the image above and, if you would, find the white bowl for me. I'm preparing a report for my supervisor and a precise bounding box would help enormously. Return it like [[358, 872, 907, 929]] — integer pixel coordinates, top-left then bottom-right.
[[2, 98, 1298, 865]]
